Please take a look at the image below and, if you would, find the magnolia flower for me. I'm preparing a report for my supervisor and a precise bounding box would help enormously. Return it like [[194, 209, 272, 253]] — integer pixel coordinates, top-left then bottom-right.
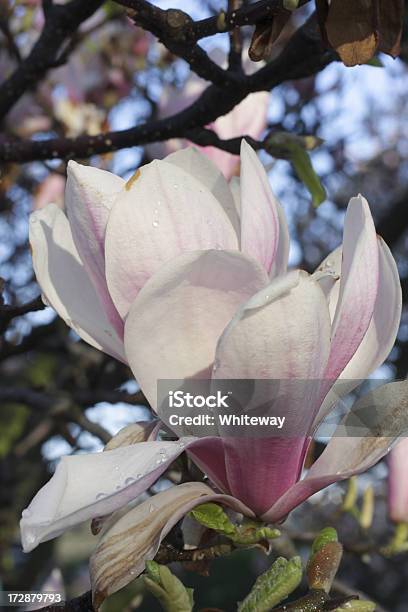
[[24, 142, 405, 607], [388, 437, 408, 524]]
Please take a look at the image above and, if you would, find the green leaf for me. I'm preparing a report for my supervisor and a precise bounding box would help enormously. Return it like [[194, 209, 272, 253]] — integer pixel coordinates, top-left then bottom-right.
[[189, 504, 280, 546], [145, 560, 161, 584], [238, 556, 302, 612], [144, 562, 193, 612], [311, 527, 338, 555], [263, 131, 326, 206], [289, 144, 326, 206], [333, 602, 376, 611], [189, 502, 236, 536]]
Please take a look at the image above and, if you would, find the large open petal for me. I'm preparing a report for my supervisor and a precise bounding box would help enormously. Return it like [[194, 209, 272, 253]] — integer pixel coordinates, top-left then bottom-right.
[[314, 237, 401, 427], [164, 147, 240, 235], [388, 437, 408, 523], [337, 237, 401, 379], [65, 161, 124, 335], [124, 249, 268, 409], [323, 195, 379, 384], [105, 161, 239, 318], [90, 482, 252, 609], [91, 421, 162, 535], [263, 381, 408, 522], [240, 140, 283, 274], [20, 437, 204, 552], [212, 271, 331, 515], [29, 204, 125, 362]]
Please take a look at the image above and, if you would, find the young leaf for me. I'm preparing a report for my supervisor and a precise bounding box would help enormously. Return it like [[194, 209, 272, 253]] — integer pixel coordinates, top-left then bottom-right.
[[333, 601, 376, 611], [144, 561, 193, 612], [311, 527, 338, 555], [189, 503, 237, 536], [307, 528, 342, 593], [189, 504, 280, 546], [238, 556, 302, 612], [307, 541, 343, 593], [289, 145, 326, 207]]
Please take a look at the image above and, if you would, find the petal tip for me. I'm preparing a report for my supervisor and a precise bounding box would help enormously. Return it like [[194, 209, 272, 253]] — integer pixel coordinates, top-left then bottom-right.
[[67, 159, 82, 177]]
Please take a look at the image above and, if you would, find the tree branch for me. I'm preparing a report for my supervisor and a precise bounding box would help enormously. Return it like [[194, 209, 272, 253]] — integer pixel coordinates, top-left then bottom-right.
[[0, 14, 335, 163], [123, 1, 244, 87], [0, 296, 45, 334], [116, 0, 310, 42], [0, 0, 103, 121]]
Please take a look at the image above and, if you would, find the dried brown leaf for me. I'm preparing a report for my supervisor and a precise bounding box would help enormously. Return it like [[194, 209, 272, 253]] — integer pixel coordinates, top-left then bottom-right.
[[249, 13, 291, 62], [325, 0, 378, 67]]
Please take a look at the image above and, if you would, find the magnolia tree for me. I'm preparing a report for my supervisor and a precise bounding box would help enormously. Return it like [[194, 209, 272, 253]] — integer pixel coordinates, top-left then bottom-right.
[[1, 1, 408, 611]]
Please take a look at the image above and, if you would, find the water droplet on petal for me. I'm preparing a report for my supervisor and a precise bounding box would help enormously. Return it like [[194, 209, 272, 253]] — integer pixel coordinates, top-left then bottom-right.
[[149, 504, 156, 513], [96, 492, 107, 500], [173, 184, 178, 189], [124, 477, 136, 486], [213, 358, 220, 373], [152, 220, 159, 228]]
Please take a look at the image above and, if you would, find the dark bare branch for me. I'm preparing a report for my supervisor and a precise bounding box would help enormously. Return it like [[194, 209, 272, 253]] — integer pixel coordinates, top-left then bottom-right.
[[0, 0, 103, 121], [0, 15, 335, 163]]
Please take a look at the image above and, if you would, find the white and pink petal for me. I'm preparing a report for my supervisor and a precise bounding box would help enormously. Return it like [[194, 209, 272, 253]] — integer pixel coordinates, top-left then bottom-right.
[[105, 161, 239, 318], [124, 249, 268, 410], [239, 140, 282, 274], [29, 204, 125, 362], [212, 270, 331, 515], [263, 380, 408, 522], [20, 437, 199, 553], [65, 161, 124, 335]]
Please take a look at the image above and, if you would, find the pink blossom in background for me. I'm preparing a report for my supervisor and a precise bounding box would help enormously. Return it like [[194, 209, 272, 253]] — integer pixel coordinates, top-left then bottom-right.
[[388, 437, 408, 524], [149, 72, 269, 179], [33, 174, 65, 212], [21, 143, 406, 570]]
